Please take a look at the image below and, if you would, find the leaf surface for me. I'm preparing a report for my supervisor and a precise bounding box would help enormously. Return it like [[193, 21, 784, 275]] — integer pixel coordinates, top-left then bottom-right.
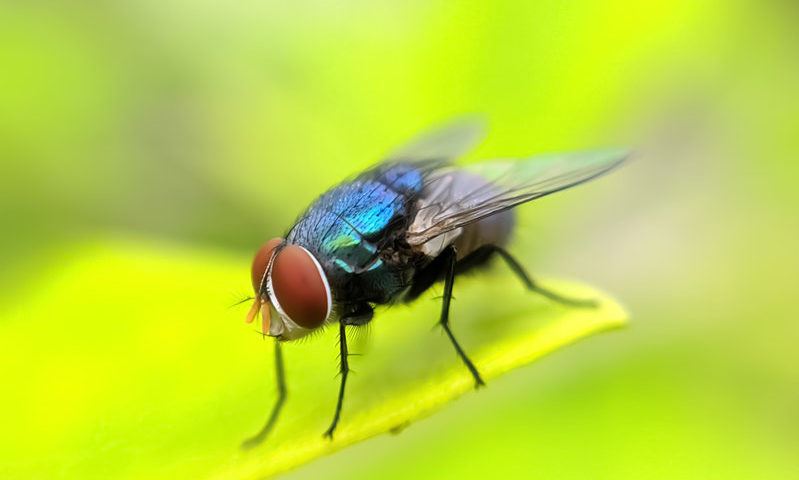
[[0, 240, 627, 479]]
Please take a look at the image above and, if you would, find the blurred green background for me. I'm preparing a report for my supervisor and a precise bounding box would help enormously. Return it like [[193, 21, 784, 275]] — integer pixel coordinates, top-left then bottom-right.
[[1, 0, 797, 479]]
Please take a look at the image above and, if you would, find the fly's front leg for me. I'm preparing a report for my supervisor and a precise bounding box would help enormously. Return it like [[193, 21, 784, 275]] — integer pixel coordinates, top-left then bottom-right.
[[324, 303, 373, 439], [242, 338, 287, 449], [440, 246, 485, 388], [324, 321, 349, 440]]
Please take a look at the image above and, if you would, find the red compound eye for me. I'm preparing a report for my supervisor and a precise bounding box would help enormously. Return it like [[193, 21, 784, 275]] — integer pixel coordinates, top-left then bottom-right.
[[270, 245, 331, 329], [251, 238, 283, 294]]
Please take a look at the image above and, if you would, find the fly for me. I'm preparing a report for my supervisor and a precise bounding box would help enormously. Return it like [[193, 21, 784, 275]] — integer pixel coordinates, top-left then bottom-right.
[[241, 119, 628, 448]]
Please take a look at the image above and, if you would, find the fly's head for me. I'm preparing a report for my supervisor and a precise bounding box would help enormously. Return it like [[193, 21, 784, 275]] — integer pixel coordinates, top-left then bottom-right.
[[246, 238, 332, 341]]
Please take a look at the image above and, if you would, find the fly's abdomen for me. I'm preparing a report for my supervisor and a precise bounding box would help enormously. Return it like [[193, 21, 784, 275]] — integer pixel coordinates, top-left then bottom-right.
[[413, 169, 515, 258], [455, 208, 515, 256]]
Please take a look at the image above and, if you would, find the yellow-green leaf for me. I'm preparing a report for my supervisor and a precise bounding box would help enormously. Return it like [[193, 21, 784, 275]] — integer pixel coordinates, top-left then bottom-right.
[[0, 239, 627, 479]]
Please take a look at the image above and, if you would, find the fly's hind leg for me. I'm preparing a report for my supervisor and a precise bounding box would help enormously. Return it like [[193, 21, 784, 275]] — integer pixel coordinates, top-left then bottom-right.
[[242, 338, 287, 449], [484, 245, 597, 308], [440, 245, 485, 388]]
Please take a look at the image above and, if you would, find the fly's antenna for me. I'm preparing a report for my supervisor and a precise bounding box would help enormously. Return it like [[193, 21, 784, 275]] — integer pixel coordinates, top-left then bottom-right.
[[230, 295, 255, 308]]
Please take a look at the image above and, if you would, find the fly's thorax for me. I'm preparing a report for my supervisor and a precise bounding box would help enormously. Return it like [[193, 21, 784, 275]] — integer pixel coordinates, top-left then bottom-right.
[[287, 216, 418, 306], [315, 243, 417, 306], [279, 162, 432, 308]]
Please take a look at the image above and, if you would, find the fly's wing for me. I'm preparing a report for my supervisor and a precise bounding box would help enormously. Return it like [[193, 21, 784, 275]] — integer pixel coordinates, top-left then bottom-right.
[[293, 118, 488, 272], [407, 149, 629, 245], [384, 117, 486, 164], [355, 117, 487, 197]]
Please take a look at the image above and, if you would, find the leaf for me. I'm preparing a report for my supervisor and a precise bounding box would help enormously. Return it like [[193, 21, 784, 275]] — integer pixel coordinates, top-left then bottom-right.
[[0, 239, 627, 480]]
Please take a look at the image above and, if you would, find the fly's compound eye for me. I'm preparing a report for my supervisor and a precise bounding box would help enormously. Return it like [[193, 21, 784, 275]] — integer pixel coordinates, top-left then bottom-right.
[[270, 245, 331, 329], [251, 237, 283, 294]]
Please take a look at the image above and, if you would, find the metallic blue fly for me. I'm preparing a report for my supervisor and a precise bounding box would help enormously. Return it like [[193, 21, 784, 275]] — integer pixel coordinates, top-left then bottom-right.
[[242, 120, 627, 448]]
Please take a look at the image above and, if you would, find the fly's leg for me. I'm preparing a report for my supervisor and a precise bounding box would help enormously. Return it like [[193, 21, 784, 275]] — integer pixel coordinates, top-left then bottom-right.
[[487, 245, 597, 308], [242, 338, 287, 449], [440, 245, 485, 388], [324, 304, 373, 439], [324, 321, 349, 439]]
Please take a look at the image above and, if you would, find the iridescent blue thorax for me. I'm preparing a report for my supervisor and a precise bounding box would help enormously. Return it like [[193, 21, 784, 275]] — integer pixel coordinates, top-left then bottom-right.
[[286, 163, 426, 305]]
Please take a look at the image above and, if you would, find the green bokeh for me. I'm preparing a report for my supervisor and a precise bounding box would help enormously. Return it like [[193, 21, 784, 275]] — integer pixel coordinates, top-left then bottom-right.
[[1, 0, 797, 478]]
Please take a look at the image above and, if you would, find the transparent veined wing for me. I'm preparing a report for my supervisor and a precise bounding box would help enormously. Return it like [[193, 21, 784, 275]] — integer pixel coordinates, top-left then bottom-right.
[[407, 149, 629, 246], [384, 117, 486, 163], [312, 119, 487, 259], [356, 117, 486, 198]]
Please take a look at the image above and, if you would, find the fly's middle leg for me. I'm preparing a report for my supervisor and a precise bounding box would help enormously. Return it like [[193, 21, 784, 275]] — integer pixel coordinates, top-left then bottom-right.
[[439, 245, 485, 388]]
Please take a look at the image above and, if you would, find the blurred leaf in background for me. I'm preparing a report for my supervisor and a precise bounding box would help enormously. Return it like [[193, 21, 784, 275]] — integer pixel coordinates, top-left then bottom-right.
[[0, 239, 625, 478], [1, 0, 797, 479]]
